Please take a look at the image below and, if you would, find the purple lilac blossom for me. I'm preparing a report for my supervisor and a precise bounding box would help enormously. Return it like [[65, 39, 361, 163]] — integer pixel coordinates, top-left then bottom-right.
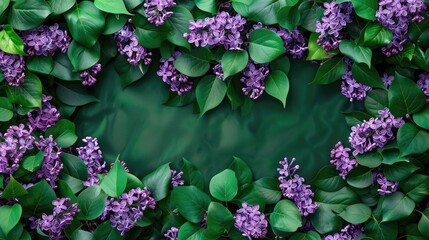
[[240, 60, 270, 99], [234, 202, 268, 239], [81, 63, 102, 86], [0, 124, 35, 174], [157, 51, 193, 95], [28, 95, 60, 132], [184, 11, 246, 50], [143, 0, 175, 26], [164, 227, 179, 240], [171, 169, 184, 187], [31, 198, 79, 240], [323, 224, 364, 240], [349, 108, 404, 156], [374, 170, 399, 195], [0, 50, 26, 86], [381, 73, 394, 87], [276, 28, 308, 59], [77, 137, 106, 187], [101, 187, 156, 235], [417, 73, 429, 101], [376, 0, 426, 56], [35, 135, 63, 188], [341, 58, 372, 102], [213, 61, 224, 80], [330, 142, 358, 179], [21, 24, 71, 56], [315, 1, 353, 51], [277, 158, 319, 216], [114, 21, 152, 65], [109, 160, 130, 173]]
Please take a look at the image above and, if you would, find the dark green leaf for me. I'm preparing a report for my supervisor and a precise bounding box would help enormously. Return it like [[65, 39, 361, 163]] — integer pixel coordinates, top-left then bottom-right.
[[142, 163, 171, 201], [58, 180, 78, 203], [418, 208, 429, 237], [2, 176, 28, 199], [93, 221, 122, 240], [270, 200, 302, 233], [100, 159, 128, 197], [351, 0, 378, 20], [48, 0, 76, 15], [351, 63, 385, 89], [0, 0, 9, 16], [166, 6, 193, 48], [314, 187, 360, 212], [20, 180, 56, 216], [277, 6, 301, 31], [413, 107, 429, 130], [209, 169, 238, 202], [397, 123, 429, 156], [178, 222, 200, 240], [77, 185, 108, 220], [310, 204, 342, 234], [51, 54, 82, 81], [171, 186, 210, 223], [61, 153, 88, 181], [339, 203, 371, 224], [388, 72, 426, 116], [339, 40, 372, 67], [27, 56, 54, 74], [221, 50, 248, 79], [254, 177, 282, 204], [270, 55, 290, 74], [248, 28, 285, 63], [312, 165, 346, 191], [8, 0, 51, 30], [46, 120, 78, 148], [94, 0, 131, 14], [344, 111, 371, 127], [307, 33, 330, 61], [355, 151, 383, 168], [362, 23, 393, 48], [382, 191, 415, 222], [384, 162, 419, 181], [204, 202, 234, 239], [6, 71, 42, 108], [181, 158, 204, 189], [365, 220, 398, 240], [365, 89, 389, 116], [67, 41, 100, 71], [0, 204, 22, 236], [228, 157, 253, 187], [0, 24, 25, 55], [103, 14, 128, 35], [56, 83, 99, 106], [312, 58, 347, 84], [346, 166, 373, 189], [289, 231, 321, 240], [114, 55, 149, 88], [22, 151, 44, 172], [265, 70, 290, 108], [400, 174, 429, 202], [248, 0, 287, 25], [196, 75, 227, 116], [174, 47, 212, 77], [0, 97, 13, 122], [381, 148, 409, 165]]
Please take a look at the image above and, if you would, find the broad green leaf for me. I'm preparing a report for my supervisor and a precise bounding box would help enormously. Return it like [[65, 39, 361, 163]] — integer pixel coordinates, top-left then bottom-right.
[[51, 54, 82, 81], [265, 70, 290, 108], [312, 58, 346, 84], [6, 72, 42, 108], [93, 221, 122, 240], [344, 111, 372, 127], [355, 151, 383, 168], [289, 231, 321, 240], [310, 203, 342, 234], [8, 0, 51, 30], [418, 208, 429, 237], [389, 72, 426, 116], [46, 120, 78, 148], [221, 50, 248, 79], [166, 6, 193, 49], [100, 159, 128, 197], [382, 191, 415, 222], [209, 169, 238, 202], [0, 24, 25, 55], [270, 200, 302, 233], [71, 230, 94, 240], [174, 47, 213, 77], [77, 185, 108, 220], [103, 14, 128, 35], [346, 166, 373, 189], [114, 55, 149, 88], [339, 40, 372, 67], [248, 28, 285, 63], [142, 163, 171, 201], [362, 23, 393, 48], [248, 0, 287, 25], [314, 187, 360, 213], [0, 204, 22, 236], [400, 174, 429, 203], [48, 0, 76, 15], [270, 55, 290, 74], [307, 33, 330, 61], [299, 1, 323, 32], [397, 123, 429, 156], [58, 180, 78, 204], [365, 89, 389, 116], [181, 158, 204, 189], [56, 83, 99, 106], [94, 0, 131, 14], [365, 220, 398, 240], [171, 186, 211, 223], [277, 6, 301, 31], [134, 16, 169, 48], [20, 180, 56, 216], [351, 0, 378, 20], [351, 63, 385, 89], [22, 151, 44, 172], [178, 222, 200, 240], [0, 97, 13, 122], [60, 153, 88, 181], [65, 1, 106, 48], [0, 0, 9, 16], [204, 202, 234, 239], [195, 0, 216, 14], [228, 157, 253, 187], [311, 165, 346, 192], [254, 177, 282, 204], [232, 0, 252, 17], [125, 173, 145, 191], [413, 107, 429, 130], [27, 56, 54, 74], [384, 162, 419, 181], [234, 184, 265, 210], [67, 41, 101, 71], [380, 148, 409, 165], [196, 75, 227, 116], [339, 203, 371, 224], [2, 176, 28, 199]]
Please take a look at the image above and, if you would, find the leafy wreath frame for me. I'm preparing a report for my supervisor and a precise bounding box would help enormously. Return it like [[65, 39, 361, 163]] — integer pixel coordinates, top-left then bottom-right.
[[0, 0, 429, 239]]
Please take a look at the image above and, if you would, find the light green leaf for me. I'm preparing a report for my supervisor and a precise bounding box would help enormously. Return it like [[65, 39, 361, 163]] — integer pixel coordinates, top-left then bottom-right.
[[6, 71, 42, 108], [8, 0, 51, 30], [0, 97, 13, 122], [94, 0, 131, 14], [196, 75, 227, 116], [48, 0, 76, 15], [339, 40, 372, 67], [312, 57, 346, 84], [67, 41, 100, 71], [339, 203, 371, 224], [195, 0, 216, 14], [221, 50, 249, 79], [142, 163, 171, 201], [265, 70, 290, 107], [248, 28, 285, 63], [204, 202, 234, 239], [100, 158, 128, 197], [166, 6, 193, 49], [77, 185, 108, 220], [0, 204, 22, 236], [172, 186, 211, 223], [46, 119, 78, 148], [413, 107, 429, 130], [362, 23, 393, 48], [270, 200, 302, 232], [0, 24, 25, 55], [209, 169, 238, 202], [351, 0, 378, 20]]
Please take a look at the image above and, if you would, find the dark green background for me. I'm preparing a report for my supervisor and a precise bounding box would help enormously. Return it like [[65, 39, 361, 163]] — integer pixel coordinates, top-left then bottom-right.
[[75, 59, 356, 181]]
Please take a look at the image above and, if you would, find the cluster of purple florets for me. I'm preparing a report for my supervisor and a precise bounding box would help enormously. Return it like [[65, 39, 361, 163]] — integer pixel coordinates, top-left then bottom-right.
[[212, 62, 224, 80], [164, 227, 179, 240], [376, 0, 426, 56], [277, 158, 319, 216], [114, 21, 152, 65], [417, 73, 429, 101], [341, 58, 372, 102], [234, 202, 268, 239], [323, 224, 364, 240], [101, 187, 156, 235], [170, 169, 184, 187], [330, 141, 358, 179], [349, 108, 404, 156], [240, 61, 270, 99], [157, 51, 193, 95], [35, 135, 63, 188], [21, 23, 71, 56], [28, 95, 60, 131], [81, 63, 102, 86], [381, 72, 394, 87], [0, 50, 26, 86], [374, 169, 399, 195], [30, 198, 79, 240], [77, 137, 106, 187], [316, 1, 353, 51], [144, 0, 176, 26]]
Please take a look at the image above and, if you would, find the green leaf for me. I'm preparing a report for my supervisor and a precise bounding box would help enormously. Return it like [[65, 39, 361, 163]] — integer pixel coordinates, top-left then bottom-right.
[[20, 180, 56, 216], [58, 180, 78, 203], [0, 0, 10, 16], [56, 83, 99, 106], [51, 54, 82, 81], [339, 40, 372, 67], [221, 50, 248, 79], [0, 97, 13, 122], [2, 176, 28, 199], [314, 187, 360, 213], [418, 208, 429, 237], [114, 55, 149, 88], [181, 158, 204, 189], [344, 111, 372, 127], [397, 123, 429, 156], [93, 221, 122, 240], [46, 120, 78, 148], [248, 28, 285, 63], [351, 0, 378, 20], [67, 41, 100, 71], [365, 89, 389, 116], [22, 151, 44, 172], [248, 0, 287, 25], [289, 231, 321, 240], [178, 222, 200, 240], [346, 166, 373, 189], [254, 177, 282, 204], [141, 164, 171, 202], [384, 162, 419, 181], [265, 70, 290, 108], [6, 71, 42, 108], [77, 185, 108, 220], [388, 72, 426, 116], [312, 58, 347, 84], [47, 0, 76, 15], [311, 165, 346, 192], [134, 17, 169, 48], [355, 151, 383, 168], [103, 14, 128, 35], [8, 0, 51, 30], [362, 23, 393, 48], [365, 220, 398, 240], [270, 55, 290, 74], [310, 204, 342, 234], [204, 202, 234, 239], [351, 63, 385, 89], [339, 204, 371, 224], [27, 56, 54, 74], [0, 24, 25, 55], [381, 148, 409, 165], [232, 0, 252, 17], [277, 6, 301, 31], [61, 153, 88, 181], [166, 6, 193, 49], [413, 107, 429, 130], [299, 1, 322, 32], [400, 174, 429, 202], [171, 186, 211, 223], [0, 204, 22, 236], [209, 169, 238, 202], [100, 159, 128, 197], [270, 200, 302, 233], [196, 75, 227, 116], [71, 230, 94, 240], [307, 33, 330, 61], [65, 1, 106, 48], [195, 0, 216, 14], [382, 191, 415, 222], [174, 47, 213, 77], [228, 157, 253, 187], [94, 0, 130, 14]]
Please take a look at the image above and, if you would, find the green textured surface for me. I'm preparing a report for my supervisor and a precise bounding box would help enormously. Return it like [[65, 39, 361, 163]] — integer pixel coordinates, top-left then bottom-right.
[[75, 59, 356, 181]]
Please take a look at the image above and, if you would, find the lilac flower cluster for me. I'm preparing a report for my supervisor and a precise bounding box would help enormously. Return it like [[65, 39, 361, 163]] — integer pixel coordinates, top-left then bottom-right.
[[0, 124, 35, 174], [330, 142, 358, 179], [76, 137, 106, 187], [234, 202, 268, 239], [28, 95, 60, 132], [143, 0, 175, 26], [35, 135, 63, 188], [240, 61, 270, 99], [323, 224, 364, 240], [31, 198, 79, 240], [101, 188, 156, 235], [184, 11, 246, 50], [376, 0, 426, 56], [315, 1, 353, 51], [157, 51, 193, 95], [164, 227, 179, 240], [277, 28, 308, 59], [81, 63, 102, 86], [417, 73, 429, 101], [110, 160, 130, 173], [349, 108, 404, 156], [171, 169, 184, 187], [341, 58, 372, 102], [381, 73, 394, 87], [22, 23, 71, 56], [277, 158, 319, 216], [114, 21, 152, 65], [374, 170, 399, 195], [0, 50, 26, 86], [213, 62, 224, 80]]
